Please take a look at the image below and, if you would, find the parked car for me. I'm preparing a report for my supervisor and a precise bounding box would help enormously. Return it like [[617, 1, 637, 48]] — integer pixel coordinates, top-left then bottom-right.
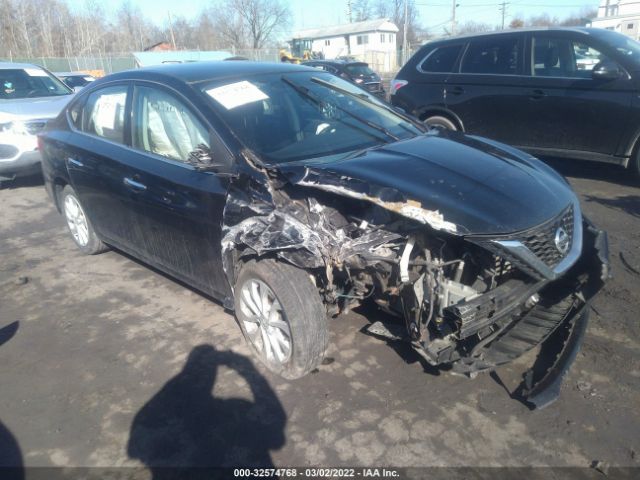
[[55, 72, 96, 90], [390, 27, 640, 177], [303, 59, 385, 97], [39, 62, 609, 407], [0, 62, 75, 180]]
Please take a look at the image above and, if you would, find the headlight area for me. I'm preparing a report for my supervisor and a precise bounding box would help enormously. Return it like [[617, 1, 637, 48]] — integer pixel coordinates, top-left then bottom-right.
[[362, 218, 609, 409], [0, 121, 39, 162]]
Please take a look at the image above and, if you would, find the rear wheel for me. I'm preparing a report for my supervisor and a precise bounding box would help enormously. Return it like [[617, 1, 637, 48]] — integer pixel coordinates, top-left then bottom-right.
[[61, 185, 108, 255], [234, 259, 328, 379], [423, 115, 458, 131]]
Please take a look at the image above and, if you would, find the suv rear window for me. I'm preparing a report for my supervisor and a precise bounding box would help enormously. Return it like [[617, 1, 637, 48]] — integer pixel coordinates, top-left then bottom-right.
[[344, 64, 375, 77], [461, 37, 520, 75], [420, 45, 463, 73]]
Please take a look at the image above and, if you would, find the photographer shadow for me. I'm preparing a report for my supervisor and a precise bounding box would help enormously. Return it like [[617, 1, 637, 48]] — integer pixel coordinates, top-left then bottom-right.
[[127, 345, 286, 479]]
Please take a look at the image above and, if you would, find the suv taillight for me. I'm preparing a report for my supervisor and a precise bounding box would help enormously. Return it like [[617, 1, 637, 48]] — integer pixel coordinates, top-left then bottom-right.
[[390, 79, 408, 96]]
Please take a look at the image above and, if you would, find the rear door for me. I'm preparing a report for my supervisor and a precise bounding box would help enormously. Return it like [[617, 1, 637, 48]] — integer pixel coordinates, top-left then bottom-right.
[[517, 31, 633, 155], [64, 83, 142, 248], [444, 33, 532, 145], [392, 42, 463, 115], [123, 82, 233, 298]]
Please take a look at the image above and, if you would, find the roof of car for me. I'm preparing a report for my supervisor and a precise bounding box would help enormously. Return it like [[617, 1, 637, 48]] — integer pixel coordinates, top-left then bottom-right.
[[105, 61, 318, 85], [304, 60, 367, 66], [0, 62, 43, 70], [424, 27, 602, 45], [55, 72, 95, 77]]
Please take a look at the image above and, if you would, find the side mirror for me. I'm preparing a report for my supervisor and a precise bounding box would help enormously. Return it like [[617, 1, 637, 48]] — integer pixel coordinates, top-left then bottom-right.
[[73, 86, 83, 93], [187, 144, 232, 173], [592, 61, 623, 80]]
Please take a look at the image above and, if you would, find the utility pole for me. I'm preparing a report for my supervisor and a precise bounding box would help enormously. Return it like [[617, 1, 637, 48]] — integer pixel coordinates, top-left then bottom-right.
[[347, 0, 352, 23], [167, 11, 177, 49], [451, 1, 458, 36], [499, 2, 509, 30], [402, 0, 409, 65]]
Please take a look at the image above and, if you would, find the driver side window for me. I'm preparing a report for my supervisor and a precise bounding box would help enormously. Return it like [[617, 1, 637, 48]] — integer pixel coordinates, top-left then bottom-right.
[[532, 36, 618, 78], [132, 86, 209, 163]]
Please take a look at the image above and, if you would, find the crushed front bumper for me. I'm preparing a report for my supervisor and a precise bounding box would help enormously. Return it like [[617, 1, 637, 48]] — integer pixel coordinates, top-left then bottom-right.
[[519, 221, 610, 408]]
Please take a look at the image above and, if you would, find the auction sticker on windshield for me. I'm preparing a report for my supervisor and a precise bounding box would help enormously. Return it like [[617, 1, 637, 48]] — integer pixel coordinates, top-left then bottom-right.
[[24, 68, 49, 77], [206, 81, 268, 110]]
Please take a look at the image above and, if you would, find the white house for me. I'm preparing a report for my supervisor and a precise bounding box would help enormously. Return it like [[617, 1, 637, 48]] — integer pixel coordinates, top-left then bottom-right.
[[292, 18, 399, 71], [589, 0, 640, 40]]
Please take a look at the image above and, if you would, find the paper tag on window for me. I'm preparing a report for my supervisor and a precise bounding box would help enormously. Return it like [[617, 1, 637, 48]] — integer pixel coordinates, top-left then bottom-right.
[[206, 81, 268, 110], [24, 68, 49, 77]]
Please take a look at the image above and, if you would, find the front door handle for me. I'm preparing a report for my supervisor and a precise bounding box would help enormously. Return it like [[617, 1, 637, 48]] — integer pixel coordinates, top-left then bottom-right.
[[448, 86, 465, 96], [67, 157, 84, 168], [123, 177, 147, 191], [530, 89, 547, 100]]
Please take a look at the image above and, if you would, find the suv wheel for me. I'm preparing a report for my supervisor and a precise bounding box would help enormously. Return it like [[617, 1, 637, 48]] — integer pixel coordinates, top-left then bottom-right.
[[61, 185, 108, 255], [234, 259, 328, 379], [633, 148, 640, 179], [424, 115, 458, 131]]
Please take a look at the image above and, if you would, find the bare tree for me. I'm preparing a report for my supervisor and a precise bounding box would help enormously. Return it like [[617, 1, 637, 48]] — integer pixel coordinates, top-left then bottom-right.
[[456, 21, 494, 36], [373, 0, 419, 50], [352, 0, 372, 22]]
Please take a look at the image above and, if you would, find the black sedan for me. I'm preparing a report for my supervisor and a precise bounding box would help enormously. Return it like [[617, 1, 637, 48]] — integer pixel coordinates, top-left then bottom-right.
[[40, 62, 609, 407], [302, 59, 385, 97]]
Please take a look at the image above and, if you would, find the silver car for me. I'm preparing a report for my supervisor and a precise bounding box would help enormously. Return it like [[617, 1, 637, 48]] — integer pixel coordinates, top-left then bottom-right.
[[0, 62, 74, 180]]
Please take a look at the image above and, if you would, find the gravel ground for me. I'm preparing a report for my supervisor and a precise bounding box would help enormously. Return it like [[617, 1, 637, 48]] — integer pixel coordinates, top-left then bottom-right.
[[0, 159, 639, 472]]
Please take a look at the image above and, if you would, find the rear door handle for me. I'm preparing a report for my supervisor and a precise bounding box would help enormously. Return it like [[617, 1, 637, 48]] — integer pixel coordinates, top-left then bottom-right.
[[67, 157, 83, 168], [448, 86, 464, 96], [123, 177, 147, 191], [530, 89, 547, 100]]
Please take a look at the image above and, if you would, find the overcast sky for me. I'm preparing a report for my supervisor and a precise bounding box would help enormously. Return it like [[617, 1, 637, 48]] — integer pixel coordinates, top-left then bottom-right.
[[71, 0, 600, 37]]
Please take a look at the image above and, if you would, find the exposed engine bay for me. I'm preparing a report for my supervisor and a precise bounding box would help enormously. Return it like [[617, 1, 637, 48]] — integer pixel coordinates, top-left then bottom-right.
[[222, 152, 610, 409]]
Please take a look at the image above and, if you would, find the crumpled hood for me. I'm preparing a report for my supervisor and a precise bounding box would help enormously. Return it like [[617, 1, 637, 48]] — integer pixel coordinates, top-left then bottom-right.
[[0, 94, 74, 121], [278, 131, 576, 236]]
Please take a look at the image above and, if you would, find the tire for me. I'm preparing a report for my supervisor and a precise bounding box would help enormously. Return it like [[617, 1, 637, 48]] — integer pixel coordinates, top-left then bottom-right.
[[424, 115, 458, 131], [632, 148, 640, 179], [61, 185, 108, 255], [234, 259, 328, 379]]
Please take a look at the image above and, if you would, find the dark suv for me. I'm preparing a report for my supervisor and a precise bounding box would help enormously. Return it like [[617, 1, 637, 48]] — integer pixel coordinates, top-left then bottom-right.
[[391, 28, 640, 176], [303, 59, 385, 97]]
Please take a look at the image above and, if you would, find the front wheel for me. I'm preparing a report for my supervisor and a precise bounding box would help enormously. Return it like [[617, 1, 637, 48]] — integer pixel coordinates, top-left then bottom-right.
[[234, 259, 328, 379], [632, 148, 640, 179], [61, 185, 108, 255], [423, 115, 458, 131]]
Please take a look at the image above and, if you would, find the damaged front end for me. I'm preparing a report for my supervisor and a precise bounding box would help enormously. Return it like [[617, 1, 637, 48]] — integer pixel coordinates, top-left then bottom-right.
[[222, 150, 610, 408]]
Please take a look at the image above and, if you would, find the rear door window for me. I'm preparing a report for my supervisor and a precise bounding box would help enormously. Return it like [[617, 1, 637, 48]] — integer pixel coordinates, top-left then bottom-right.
[[461, 36, 521, 75], [420, 45, 463, 73], [82, 85, 128, 144]]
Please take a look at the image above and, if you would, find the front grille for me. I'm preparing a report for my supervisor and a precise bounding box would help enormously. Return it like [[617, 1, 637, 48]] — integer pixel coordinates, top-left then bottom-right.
[[0, 144, 19, 159], [521, 205, 574, 269], [24, 120, 47, 135]]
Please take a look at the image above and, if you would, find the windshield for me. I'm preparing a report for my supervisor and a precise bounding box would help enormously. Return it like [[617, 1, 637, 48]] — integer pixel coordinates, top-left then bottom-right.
[[1, 68, 72, 100], [345, 64, 376, 77], [598, 30, 640, 67], [201, 71, 422, 164]]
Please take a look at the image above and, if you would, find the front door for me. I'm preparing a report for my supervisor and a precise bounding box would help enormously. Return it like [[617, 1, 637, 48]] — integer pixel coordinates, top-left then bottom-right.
[[124, 83, 233, 298], [517, 32, 633, 155]]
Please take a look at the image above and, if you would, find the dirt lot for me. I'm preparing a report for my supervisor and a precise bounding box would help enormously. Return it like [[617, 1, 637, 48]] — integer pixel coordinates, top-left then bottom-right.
[[0, 159, 639, 472]]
